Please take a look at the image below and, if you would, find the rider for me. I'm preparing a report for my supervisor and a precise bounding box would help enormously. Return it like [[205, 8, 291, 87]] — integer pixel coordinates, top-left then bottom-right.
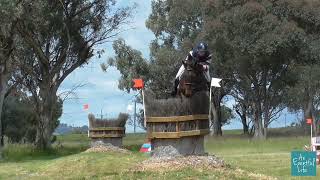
[[171, 42, 211, 96]]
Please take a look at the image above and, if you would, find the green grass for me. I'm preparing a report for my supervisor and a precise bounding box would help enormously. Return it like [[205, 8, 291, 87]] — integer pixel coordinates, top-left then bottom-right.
[[205, 135, 316, 180], [0, 130, 319, 179]]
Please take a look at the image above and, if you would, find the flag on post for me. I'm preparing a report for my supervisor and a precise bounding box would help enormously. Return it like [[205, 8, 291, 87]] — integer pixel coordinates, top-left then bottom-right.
[[307, 118, 313, 125], [83, 104, 89, 111], [133, 79, 144, 89], [211, 78, 222, 87]]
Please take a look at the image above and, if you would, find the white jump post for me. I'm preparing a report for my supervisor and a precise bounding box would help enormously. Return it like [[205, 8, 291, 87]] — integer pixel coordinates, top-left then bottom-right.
[[311, 120, 313, 143], [306, 118, 313, 149], [209, 85, 212, 128], [142, 88, 147, 128], [83, 104, 90, 137], [132, 78, 145, 127], [209, 78, 222, 129]]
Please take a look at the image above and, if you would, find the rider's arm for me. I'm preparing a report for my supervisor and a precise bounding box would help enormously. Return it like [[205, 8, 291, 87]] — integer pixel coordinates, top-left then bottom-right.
[[185, 51, 194, 61], [199, 54, 212, 65]]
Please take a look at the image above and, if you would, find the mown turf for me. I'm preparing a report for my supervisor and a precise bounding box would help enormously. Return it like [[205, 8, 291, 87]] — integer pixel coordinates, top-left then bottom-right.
[[0, 131, 319, 179], [205, 131, 319, 180]]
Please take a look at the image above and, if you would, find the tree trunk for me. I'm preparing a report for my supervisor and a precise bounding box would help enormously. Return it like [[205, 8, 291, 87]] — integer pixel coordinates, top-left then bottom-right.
[[303, 97, 313, 135], [235, 105, 249, 135], [253, 102, 265, 140], [263, 126, 268, 138], [0, 72, 8, 159], [210, 103, 222, 136], [241, 115, 249, 135], [312, 113, 317, 136], [263, 106, 270, 139], [35, 90, 56, 150], [250, 124, 255, 135], [35, 114, 53, 149], [253, 119, 265, 139]]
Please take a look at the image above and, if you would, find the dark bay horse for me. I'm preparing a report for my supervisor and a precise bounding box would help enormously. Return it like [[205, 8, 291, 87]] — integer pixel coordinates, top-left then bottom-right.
[[177, 59, 208, 97]]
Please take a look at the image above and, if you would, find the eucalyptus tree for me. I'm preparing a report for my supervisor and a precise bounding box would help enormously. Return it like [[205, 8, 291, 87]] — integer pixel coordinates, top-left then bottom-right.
[[15, 0, 134, 149], [104, 38, 150, 93], [202, 0, 304, 139], [285, 66, 320, 134], [0, 0, 22, 158], [271, 0, 320, 134]]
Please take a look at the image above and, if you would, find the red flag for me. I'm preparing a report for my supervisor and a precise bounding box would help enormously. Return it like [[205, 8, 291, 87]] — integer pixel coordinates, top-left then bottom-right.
[[306, 118, 313, 125], [83, 104, 89, 110], [133, 79, 144, 89]]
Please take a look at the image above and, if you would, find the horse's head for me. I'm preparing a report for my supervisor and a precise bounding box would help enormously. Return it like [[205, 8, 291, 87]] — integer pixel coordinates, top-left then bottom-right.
[[182, 58, 201, 72], [177, 59, 207, 97]]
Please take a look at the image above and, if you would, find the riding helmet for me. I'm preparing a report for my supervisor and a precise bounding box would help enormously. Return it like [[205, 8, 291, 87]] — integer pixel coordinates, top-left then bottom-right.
[[196, 42, 208, 52]]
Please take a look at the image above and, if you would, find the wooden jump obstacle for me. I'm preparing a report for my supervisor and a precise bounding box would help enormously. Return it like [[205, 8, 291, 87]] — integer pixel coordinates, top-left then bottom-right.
[[89, 127, 125, 138], [88, 113, 127, 147], [146, 114, 209, 139], [88, 127, 126, 147], [146, 114, 209, 155]]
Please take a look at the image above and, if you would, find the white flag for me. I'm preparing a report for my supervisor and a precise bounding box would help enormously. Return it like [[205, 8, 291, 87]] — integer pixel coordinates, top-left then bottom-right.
[[211, 78, 222, 87]]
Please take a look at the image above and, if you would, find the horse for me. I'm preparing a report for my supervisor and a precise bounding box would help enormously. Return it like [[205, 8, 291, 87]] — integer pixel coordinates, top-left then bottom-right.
[[176, 58, 208, 97]]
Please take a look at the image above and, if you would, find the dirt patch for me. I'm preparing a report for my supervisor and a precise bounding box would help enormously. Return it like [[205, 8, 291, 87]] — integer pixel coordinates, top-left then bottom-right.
[[133, 155, 226, 172], [132, 155, 277, 179], [84, 143, 131, 154]]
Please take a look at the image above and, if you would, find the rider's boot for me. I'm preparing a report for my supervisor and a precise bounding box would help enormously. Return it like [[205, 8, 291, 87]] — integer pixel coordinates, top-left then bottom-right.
[[171, 79, 179, 96]]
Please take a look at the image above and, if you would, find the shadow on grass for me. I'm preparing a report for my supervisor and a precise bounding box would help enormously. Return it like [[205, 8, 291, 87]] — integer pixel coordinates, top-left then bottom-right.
[[1, 143, 89, 162]]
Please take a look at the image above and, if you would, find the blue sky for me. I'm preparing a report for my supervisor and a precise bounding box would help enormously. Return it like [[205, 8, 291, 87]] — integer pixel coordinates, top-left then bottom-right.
[[58, 0, 300, 132]]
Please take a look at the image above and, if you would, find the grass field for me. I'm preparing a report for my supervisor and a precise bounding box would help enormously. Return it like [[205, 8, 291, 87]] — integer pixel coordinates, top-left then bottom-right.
[[0, 130, 319, 179]]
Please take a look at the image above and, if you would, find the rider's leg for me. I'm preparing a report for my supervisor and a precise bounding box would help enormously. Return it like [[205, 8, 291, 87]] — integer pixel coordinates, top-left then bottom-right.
[[203, 67, 211, 89], [171, 65, 185, 96]]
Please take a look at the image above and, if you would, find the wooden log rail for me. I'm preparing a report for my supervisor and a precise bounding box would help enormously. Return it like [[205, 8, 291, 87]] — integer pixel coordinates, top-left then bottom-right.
[[146, 114, 209, 139], [88, 127, 125, 138]]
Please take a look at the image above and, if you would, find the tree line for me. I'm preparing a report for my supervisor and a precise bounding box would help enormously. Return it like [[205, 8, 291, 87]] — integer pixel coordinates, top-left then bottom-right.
[[107, 0, 320, 139]]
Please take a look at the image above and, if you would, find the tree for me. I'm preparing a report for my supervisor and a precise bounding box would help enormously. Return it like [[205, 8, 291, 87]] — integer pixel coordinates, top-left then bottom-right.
[[1, 94, 62, 143], [220, 104, 234, 126], [148, 41, 184, 98], [0, 0, 22, 159], [285, 65, 320, 135], [271, 0, 320, 135], [202, 0, 304, 139], [103, 39, 150, 129], [230, 74, 255, 135], [14, 0, 133, 149], [146, 0, 205, 98], [104, 38, 150, 92]]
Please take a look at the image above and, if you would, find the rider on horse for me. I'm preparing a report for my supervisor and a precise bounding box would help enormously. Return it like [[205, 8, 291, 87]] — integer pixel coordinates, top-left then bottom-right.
[[171, 42, 211, 96]]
